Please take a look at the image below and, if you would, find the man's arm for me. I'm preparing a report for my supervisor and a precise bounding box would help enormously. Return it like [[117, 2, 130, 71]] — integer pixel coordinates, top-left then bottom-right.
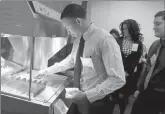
[[46, 54, 74, 74], [136, 40, 159, 92], [136, 62, 148, 92], [85, 37, 125, 103], [45, 39, 79, 75], [136, 44, 148, 92]]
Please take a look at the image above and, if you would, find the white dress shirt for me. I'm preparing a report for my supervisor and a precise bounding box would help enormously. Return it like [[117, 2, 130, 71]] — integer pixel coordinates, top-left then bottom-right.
[[46, 23, 125, 103]]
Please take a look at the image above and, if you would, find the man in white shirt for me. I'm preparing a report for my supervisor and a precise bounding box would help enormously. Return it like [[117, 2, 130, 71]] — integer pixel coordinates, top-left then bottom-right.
[[36, 4, 125, 114]]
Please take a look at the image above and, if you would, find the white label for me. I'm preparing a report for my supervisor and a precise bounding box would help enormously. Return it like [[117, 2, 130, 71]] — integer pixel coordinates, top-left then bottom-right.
[[80, 57, 94, 69], [132, 44, 139, 52]]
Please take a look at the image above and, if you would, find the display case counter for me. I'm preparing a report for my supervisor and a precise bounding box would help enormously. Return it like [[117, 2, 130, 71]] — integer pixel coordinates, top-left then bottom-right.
[[1, 0, 74, 112], [1, 60, 73, 114], [1, 70, 71, 114]]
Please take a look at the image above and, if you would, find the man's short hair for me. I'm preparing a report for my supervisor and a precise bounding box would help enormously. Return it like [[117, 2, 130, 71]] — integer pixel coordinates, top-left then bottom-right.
[[110, 28, 120, 37], [61, 4, 86, 20], [155, 11, 165, 20]]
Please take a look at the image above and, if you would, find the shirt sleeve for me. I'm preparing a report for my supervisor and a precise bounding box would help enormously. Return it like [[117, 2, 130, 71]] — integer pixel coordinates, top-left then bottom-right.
[[46, 39, 79, 75], [85, 36, 126, 103]]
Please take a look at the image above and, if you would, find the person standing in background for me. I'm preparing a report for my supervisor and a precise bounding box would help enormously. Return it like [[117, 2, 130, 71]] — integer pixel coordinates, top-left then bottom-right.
[[36, 3, 125, 114], [131, 11, 165, 114], [112, 19, 144, 114], [110, 28, 120, 40]]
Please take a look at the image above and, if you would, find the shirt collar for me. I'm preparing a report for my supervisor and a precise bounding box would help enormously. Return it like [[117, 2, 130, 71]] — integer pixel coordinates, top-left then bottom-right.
[[160, 38, 165, 47], [83, 23, 96, 41]]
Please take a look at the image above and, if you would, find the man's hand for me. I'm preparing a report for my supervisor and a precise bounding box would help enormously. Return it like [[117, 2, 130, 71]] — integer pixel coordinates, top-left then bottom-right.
[[133, 90, 140, 98], [70, 91, 90, 114], [70, 91, 89, 103], [35, 69, 49, 79]]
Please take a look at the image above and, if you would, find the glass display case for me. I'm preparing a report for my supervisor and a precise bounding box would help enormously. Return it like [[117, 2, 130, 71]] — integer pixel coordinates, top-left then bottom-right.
[[1, 35, 32, 99], [1, 33, 71, 114], [0, 1, 78, 114]]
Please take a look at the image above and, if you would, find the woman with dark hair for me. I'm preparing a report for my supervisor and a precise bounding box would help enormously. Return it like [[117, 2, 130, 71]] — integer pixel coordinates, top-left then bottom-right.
[[112, 19, 145, 114], [110, 28, 120, 39]]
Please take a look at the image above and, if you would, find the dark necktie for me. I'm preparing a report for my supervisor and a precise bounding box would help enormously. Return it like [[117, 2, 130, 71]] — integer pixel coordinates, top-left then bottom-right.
[[144, 43, 162, 89], [74, 36, 85, 89], [150, 40, 165, 77]]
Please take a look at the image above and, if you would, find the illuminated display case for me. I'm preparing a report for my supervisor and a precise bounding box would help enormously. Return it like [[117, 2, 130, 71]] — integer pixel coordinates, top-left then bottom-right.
[[1, 35, 32, 99], [1, 34, 70, 114], [0, 1, 75, 114]]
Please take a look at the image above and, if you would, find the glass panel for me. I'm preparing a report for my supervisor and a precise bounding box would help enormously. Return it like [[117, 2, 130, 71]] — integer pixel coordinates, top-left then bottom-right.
[[30, 37, 68, 103], [1, 34, 70, 103], [1, 34, 32, 99]]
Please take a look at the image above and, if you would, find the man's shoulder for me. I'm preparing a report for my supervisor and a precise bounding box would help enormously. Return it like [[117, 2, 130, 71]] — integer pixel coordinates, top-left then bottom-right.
[[153, 39, 160, 45], [96, 28, 114, 39], [91, 26, 118, 46], [150, 39, 160, 50], [148, 39, 160, 58]]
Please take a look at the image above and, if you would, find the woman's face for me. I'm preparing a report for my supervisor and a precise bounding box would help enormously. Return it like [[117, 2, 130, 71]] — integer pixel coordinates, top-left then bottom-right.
[[122, 24, 130, 37]]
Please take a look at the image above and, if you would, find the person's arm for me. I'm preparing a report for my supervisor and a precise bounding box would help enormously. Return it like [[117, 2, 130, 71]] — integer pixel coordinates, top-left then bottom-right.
[[136, 44, 147, 91], [46, 54, 74, 74], [85, 37, 126, 103], [45, 39, 79, 75], [139, 44, 147, 64], [136, 63, 147, 91], [136, 60, 150, 92], [136, 42, 156, 92]]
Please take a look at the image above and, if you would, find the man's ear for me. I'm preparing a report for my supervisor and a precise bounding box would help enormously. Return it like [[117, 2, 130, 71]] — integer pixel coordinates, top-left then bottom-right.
[[76, 18, 82, 26]]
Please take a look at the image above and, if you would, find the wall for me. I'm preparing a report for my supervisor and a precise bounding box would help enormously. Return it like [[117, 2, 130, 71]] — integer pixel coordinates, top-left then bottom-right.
[[90, 1, 164, 49]]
